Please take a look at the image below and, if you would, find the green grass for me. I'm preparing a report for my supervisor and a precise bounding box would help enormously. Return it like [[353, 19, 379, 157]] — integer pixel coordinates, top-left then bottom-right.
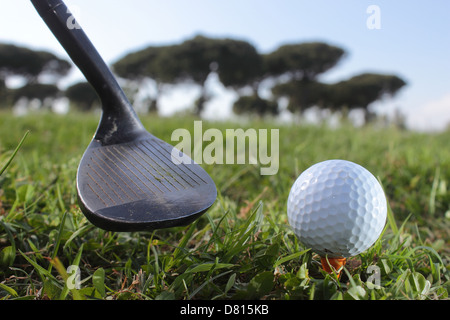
[[0, 111, 449, 300]]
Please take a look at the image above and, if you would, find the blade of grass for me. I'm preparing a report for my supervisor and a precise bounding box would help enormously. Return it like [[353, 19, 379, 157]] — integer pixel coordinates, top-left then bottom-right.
[[274, 249, 310, 268], [411, 246, 445, 265], [377, 177, 398, 234], [59, 244, 84, 300], [0, 130, 29, 176], [188, 269, 234, 299], [63, 225, 92, 250], [204, 208, 230, 252], [170, 221, 198, 266], [429, 167, 440, 217], [93, 268, 106, 298], [386, 199, 398, 235], [19, 250, 59, 284], [50, 257, 84, 300], [222, 202, 264, 262], [0, 221, 16, 265], [0, 283, 18, 298], [49, 211, 68, 268], [186, 262, 234, 273]]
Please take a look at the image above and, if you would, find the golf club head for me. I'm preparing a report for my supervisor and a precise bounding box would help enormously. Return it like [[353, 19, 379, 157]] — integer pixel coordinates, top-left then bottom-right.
[[77, 134, 217, 232], [31, 0, 217, 231]]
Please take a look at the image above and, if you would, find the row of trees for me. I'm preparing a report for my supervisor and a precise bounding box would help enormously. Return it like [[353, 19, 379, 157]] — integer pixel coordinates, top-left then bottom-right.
[[0, 37, 407, 122], [113, 36, 406, 121], [0, 43, 71, 109], [0, 44, 104, 111]]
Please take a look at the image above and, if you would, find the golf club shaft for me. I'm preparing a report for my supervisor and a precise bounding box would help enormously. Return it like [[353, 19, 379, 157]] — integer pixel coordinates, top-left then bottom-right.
[[31, 0, 139, 119]]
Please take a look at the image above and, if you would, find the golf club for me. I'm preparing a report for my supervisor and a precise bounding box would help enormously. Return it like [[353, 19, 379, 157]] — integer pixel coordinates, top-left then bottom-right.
[[31, 0, 217, 231]]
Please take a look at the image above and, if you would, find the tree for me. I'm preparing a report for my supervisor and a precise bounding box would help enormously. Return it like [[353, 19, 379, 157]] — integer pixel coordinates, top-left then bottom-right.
[[156, 36, 223, 116], [10, 83, 60, 110], [113, 46, 169, 113], [0, 78, 10, 108], [65, 82, 100, 111], [232, 95, 278, 117], [264, 42, 346, 81], [327, 73, 407, 121], [213, 38, 278, 117], [215, 38, 263, 94], [265, 42, 346, 116], [272, 80, 330, 114], [114, 39, 222, 115], [158, 36, 267, 116], [0, 43, 71, 84]]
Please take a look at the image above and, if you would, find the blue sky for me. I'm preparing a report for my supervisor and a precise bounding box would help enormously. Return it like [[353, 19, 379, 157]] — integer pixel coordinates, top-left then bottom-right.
[[1, 0, 449, 131]]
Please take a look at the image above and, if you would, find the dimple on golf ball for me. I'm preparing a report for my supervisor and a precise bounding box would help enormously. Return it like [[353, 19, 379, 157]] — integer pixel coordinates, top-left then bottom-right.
[[287, 159, 387, 258]]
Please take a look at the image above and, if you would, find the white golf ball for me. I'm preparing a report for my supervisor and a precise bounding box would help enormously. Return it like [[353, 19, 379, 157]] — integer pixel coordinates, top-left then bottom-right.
[[287, 159, 387, 258]]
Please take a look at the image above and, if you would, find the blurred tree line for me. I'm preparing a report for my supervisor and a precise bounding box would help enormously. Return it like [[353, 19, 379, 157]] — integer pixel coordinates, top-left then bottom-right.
[[0, 43, 70, 109], [0, 37, 406, 124]]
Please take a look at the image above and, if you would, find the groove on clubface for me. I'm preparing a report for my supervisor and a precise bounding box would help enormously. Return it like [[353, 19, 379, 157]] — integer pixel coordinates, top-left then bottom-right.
[[83, 138, 209, 210]]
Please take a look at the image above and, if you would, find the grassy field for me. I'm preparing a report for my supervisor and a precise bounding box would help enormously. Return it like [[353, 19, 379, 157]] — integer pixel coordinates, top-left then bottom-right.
[[0, 111, 449, 300]]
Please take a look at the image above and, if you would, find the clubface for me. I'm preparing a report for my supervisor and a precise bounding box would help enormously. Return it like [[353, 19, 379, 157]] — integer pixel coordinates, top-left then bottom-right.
[[77, 134, 217, 231], [31, 0, 217, 231]]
